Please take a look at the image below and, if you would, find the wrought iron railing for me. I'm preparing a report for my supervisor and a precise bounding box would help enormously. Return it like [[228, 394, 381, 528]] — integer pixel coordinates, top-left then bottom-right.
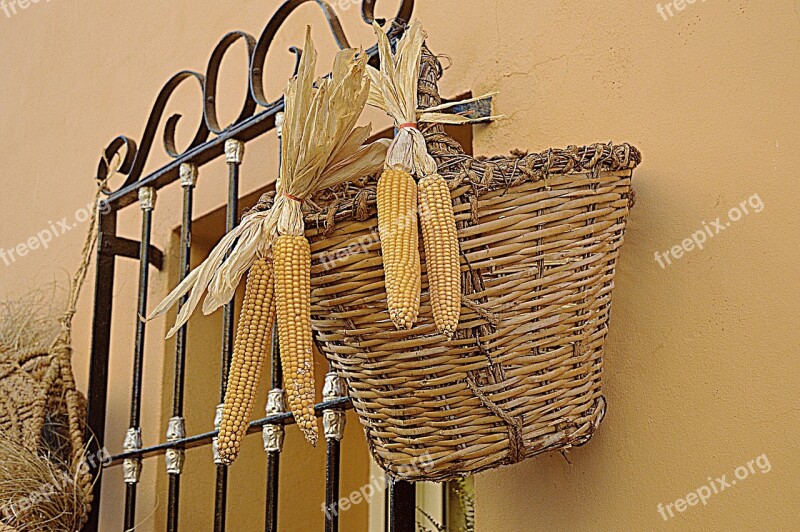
[[85, 1, 420, 531]]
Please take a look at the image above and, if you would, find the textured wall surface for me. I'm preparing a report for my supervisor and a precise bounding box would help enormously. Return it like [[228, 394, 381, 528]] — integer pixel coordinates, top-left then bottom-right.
[[1, 0, 797, 530]]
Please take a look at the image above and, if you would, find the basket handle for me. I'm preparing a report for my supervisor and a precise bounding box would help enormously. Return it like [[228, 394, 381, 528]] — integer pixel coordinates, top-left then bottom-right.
[[418, 45, 465, 158]]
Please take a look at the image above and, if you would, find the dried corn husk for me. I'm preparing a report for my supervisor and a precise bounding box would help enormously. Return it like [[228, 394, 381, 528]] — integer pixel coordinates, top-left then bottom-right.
[[274, 33, 371, 238], [367, 21, 433, 176], [367, 20, 501, 177], [148, 27, 387, 336]]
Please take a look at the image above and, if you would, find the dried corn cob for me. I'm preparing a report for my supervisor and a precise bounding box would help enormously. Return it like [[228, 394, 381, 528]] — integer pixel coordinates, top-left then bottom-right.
[[218, 257, 276, 465], [274, 234, 318, 446], [418, 173, 461, 338], [377, 168, 421, 330]]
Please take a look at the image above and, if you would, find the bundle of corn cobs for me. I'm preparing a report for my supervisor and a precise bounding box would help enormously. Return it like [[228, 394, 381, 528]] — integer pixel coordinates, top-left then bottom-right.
[[149, 21, 491, 464]]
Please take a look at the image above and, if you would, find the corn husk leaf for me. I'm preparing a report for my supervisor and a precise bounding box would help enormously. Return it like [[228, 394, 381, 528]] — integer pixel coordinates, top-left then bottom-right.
[[368, 21, 502, 175], [275, 31, 371, 238], [418, 92, 504, 124], [148, 28, 384, 335], [367, 20, 435, 176]]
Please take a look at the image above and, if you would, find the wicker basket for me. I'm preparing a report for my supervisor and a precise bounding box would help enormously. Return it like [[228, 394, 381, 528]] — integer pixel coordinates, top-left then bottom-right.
[[0, 328, 93, 512], [303, 47, 640, 480]]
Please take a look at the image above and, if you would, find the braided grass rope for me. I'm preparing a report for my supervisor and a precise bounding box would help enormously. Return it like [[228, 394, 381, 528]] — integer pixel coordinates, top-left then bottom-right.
[[292, 45, 641, 480]]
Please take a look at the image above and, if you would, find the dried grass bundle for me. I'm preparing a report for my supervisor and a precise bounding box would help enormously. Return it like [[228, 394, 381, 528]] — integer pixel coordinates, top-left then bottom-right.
[[0, 429, 89, 532], [0, 285, 64, 356], [149, 28, 387, 335]]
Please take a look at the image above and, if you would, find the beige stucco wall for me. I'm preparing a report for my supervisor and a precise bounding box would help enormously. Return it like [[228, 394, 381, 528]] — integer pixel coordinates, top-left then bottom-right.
[[1, 0, 798, 530]]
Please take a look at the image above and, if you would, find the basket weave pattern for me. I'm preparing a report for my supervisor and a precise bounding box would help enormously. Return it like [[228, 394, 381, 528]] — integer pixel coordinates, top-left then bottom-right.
[[0, 338, 92, 514], [303, 48, 640, 480]]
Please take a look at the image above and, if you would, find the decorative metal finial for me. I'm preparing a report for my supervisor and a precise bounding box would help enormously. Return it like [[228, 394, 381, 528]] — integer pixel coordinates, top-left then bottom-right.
[[263, 389, 286, 453], [165, 416, 186, 475], [122, 428, 143, 484], [138, 186, 156, 211], [212, 403, 225, 464], [322, 372, 347, 441], [275, 112, 285, 139], [179, 163, 198, 188], [225, 139, 244, 164]]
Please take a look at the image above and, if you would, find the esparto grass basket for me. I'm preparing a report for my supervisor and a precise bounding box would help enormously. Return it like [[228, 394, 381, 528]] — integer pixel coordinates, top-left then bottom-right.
[[303, 47, 640, 480], [0, 295, 93, 520]]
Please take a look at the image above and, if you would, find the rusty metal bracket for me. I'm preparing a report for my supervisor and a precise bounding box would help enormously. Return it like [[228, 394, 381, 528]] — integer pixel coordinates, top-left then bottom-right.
[[440, 94, 497, 122]]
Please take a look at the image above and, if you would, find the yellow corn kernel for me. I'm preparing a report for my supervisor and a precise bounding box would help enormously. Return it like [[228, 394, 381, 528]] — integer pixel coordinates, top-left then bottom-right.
[[418, 173, 461, 338], [218, 257, 276, 465], [376, 168, 421, 330], [274, 235, 318, 446]]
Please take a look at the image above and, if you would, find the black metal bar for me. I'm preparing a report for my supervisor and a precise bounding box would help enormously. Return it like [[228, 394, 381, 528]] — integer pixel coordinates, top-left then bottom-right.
[[264, 114, 283, 532], [99, 234, 164, 270], [219, 147, 240, 396], [264, 324, 282, 532], [167, 475, 181, 532], [322, 369, 346, 532], [124, 483, 138, 530], [324, 440, 341, 532], [166, 165, 197, 532], [383, 474, 389, 532], [172, 175, 194, 416], [388, 480, 415, 532], [107, 398, 351, 465], [214, 141, 241, 532], [84, 209, 118, 532], [214, 466, 227, 532], [130, 206, 153, 427], [264, 447, 280, 532], [124, 189, 155, 531], [269, 313, 283, 391]]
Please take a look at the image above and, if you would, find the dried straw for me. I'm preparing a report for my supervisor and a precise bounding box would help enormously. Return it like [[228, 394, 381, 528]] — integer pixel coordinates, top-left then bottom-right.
[[0, 285, 64, 356], [149, 27, 388, 336], [0, 429, 89, 532]]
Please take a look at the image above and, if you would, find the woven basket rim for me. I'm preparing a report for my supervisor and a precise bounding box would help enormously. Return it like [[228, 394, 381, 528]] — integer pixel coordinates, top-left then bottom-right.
[[290, 141, 640, 233]]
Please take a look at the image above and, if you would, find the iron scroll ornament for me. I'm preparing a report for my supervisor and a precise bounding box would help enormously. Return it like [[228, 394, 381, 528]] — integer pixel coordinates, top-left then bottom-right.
[[96, 0, 414, 196]]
